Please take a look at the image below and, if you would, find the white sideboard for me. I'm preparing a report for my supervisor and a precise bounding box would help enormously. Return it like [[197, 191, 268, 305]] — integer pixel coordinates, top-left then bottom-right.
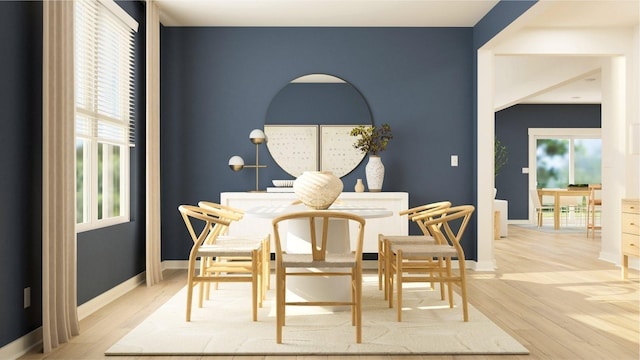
[[220, 192, 409, 253]]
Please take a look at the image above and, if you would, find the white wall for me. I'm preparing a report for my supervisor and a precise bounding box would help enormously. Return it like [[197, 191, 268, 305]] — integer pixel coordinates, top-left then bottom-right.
[[478, 15, 639, 269]]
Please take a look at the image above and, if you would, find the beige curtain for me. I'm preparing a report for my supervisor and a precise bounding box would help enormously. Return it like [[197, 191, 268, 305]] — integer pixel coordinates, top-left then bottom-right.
[[42, 0, 80, 352], [145, 0, 163, 286]]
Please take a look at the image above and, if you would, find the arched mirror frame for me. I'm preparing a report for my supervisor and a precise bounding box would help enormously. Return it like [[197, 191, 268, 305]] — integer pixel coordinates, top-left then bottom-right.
[[264, 74, 373, 178]]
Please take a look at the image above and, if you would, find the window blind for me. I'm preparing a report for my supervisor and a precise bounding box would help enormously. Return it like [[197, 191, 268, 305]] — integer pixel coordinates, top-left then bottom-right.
[[75, 0, 138, 147]]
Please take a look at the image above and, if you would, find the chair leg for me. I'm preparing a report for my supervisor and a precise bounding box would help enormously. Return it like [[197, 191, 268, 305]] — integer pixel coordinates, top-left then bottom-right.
[[459, 265, 469, 322], [198, 259, 206, 308], [264, 238, 271, 291], [446, 257, 454, 309], [437, 257, 446, 301], [396, 250, 403, 322], [387, 242, 394, 308], [351, 274, 356, 326], [276, 263, 284, 344], [378, 235, 384, 292], [186, 260, 196, 322], [355, 266, 362, 344], [251, 250, 258, 322], [537, 210, 542, 227]]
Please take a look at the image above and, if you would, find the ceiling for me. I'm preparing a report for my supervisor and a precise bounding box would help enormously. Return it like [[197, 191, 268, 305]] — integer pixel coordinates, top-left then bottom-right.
[[155, 0, 500, 27], [154, 0, 640, 105]]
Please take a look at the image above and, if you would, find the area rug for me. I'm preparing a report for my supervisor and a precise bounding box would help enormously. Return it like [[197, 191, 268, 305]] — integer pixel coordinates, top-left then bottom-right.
[[106, 275, 528, 356]]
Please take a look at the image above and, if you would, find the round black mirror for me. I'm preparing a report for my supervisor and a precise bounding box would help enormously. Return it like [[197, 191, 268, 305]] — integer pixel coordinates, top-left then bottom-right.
[[265, 74, 373, 178]]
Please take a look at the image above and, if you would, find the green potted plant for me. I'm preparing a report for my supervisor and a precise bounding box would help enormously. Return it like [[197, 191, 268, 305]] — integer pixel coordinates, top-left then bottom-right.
[[350, 124, 393, 191], [495, 137, 508, 178], [350, 123, 393, 155], [494, 137, 508, 198]]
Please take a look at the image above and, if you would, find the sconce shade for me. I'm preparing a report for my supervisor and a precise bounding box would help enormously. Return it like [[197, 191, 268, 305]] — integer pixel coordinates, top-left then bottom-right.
[[249, 129, 266, 144], [228, 155, 245, 171]]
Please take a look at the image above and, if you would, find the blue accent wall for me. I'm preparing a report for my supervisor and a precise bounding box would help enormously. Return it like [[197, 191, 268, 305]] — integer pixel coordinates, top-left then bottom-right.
[[473, 0, 537, 49], [160, 27, 477, 260], [495, 104, 602, 219], [0, 0, 42, 348], [0, 0, 536, 350], [0, 0, 146, 349]]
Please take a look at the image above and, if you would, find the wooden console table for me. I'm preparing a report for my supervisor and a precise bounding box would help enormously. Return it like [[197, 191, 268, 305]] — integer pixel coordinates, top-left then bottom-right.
[[537, 189, 591, 230]]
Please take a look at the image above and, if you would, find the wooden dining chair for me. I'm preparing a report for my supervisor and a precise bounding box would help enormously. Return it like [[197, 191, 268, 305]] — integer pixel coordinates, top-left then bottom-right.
[[272, 210, 366, 344], [198, 201, 271, 294], [530, 189, 554, 227], [586, 184, 602, 238], [178, 204, 264, 322], [387, 205, 475, 322], [378, 201, 452, 300]]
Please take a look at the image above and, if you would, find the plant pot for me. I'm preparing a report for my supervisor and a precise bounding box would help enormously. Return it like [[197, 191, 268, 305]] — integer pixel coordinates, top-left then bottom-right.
[[365, 155, 385, 192]]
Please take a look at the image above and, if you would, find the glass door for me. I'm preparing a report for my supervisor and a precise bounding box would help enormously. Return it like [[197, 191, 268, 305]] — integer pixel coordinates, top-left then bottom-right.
[[528, 128, 601, 226], [536, 137, 601, 188]]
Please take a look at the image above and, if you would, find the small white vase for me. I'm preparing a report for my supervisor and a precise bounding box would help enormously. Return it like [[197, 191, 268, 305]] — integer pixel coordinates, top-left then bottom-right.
[[354, 178, 365, 193], [293, 171, 343, 209], [365, 155, 385, 192]]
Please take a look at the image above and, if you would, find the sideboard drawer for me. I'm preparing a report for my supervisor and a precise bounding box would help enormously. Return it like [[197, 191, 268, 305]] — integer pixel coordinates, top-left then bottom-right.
[[622, 233, 640, 257], [622, 201, 640, 214], [622, 212, 640, 234], [622, 198, 640, 279]]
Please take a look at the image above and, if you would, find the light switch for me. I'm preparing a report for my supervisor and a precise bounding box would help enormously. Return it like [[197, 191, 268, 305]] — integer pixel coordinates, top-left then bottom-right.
[[522, 167, 529, 174], [451, 155, 458, 167], [24, 287, 30, 309]]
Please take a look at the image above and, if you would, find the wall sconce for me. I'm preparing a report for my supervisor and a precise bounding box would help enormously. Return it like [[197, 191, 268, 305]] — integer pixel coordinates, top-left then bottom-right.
[[228, 129, 267, 192]]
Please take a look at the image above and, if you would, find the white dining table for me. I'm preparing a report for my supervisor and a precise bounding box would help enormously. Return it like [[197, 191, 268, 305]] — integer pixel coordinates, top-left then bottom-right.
[[246, 202, 393, 311]]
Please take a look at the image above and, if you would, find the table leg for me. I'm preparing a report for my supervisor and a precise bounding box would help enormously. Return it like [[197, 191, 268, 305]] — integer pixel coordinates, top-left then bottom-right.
[[554, 193, 560, 230]]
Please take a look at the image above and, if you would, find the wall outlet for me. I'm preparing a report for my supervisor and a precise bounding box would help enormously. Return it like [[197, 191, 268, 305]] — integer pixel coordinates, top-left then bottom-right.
[[24, 287, 31, 309], [451, 155, 458, 167], [522, 167, 529, 174]]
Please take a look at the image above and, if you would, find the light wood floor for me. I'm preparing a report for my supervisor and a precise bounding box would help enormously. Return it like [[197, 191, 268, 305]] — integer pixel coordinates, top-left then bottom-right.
[[20, 225, 639, 360]]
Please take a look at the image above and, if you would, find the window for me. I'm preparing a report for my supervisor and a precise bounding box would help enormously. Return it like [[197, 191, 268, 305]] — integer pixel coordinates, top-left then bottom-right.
[[75, 0, 138, 231], [528, 128, 602, 189]]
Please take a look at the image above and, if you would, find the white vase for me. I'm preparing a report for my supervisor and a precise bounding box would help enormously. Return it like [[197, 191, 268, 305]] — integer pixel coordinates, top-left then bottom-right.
[[365, 155, 385, 192], [293, 171, 343, 209], [354, 178, 365, 192]]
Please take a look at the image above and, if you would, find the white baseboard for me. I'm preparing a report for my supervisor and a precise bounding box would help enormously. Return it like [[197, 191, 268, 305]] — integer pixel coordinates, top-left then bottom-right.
[[0, 327, 42, 360], [600, 250, 640, 271], [470, 260, 495, 271], [0, 272, 145, 360], [162, 260, 189, 269], [508, 219, 530, 225], [77, 272, 145, 320]]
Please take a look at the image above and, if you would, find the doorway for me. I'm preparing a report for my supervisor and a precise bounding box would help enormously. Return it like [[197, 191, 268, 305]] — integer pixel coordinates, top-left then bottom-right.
[[527, 128, 601, 227]]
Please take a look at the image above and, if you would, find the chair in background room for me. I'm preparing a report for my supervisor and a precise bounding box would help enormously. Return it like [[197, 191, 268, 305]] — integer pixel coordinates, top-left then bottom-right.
[[387, 205, 475, 322], [272, 211, 366, 344], [378, 201, 452, 300], [559, 194, 587, 227], [178, 204, 264, 322], [530, 189, 554, 227], [586, 184, 602, 238]]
